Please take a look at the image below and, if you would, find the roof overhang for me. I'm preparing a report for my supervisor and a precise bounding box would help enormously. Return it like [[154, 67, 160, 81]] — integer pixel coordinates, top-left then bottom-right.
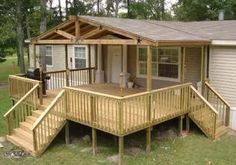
[[211, 40, 236, 46]]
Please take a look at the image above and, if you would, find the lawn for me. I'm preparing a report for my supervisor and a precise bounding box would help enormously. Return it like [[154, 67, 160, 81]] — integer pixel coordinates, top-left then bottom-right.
[[0, 56, 28, 83]]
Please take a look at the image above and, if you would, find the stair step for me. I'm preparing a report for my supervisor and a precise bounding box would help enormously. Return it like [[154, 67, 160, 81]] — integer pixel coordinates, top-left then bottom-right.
[[216, 119, 224, 128], [13, 128, 33, 143], [32, 110, 44, 118], [215, 126, 230, 139], [25, 116, 38, 124], [7, 133, 34, 152], [20, 121, 33, 133]]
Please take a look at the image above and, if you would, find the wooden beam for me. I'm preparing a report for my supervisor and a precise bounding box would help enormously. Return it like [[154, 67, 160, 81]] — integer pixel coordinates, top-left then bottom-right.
[[65, 45, 69, 86], [33, 39, 72, 44], [186, 115, 190, 132], [178, 115, 183, 136], [146, 46, 152, 91], [78, 39, 153, 45], [200, 46, 205, 94], [158, 40, 210, 46], [75, 19, 80, 39], [33, 44, 36, 68], [65, 121, 70, 144], [82, 28, 105, 39], [55, 29, 75, 40]]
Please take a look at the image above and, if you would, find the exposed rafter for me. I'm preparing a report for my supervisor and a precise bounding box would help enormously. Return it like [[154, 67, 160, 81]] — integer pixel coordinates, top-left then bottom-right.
[[55, 29, 75, 39], [81, 28, 106, 39]]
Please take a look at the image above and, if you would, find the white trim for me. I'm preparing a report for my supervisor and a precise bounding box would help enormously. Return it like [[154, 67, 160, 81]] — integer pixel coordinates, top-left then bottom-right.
[[45, 45, 53, 67], [73, 45, 88, 69], [211, 40, 236, 46], [136, 46, 181, 82]]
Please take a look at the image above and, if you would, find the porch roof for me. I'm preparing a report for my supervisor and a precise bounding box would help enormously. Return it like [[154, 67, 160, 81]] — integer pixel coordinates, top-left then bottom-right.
[[32, 15, 236, 46]]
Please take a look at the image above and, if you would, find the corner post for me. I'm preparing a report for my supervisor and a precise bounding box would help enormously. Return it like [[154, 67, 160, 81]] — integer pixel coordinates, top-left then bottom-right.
[[186, 115, 190, 132], [181, 47, 186, 83], [33, 44, 37, 68], [88, 44, 92, 84], [200, 46, 206, 95], [146, 45, 152, 153], [178, 115, 184, 136]]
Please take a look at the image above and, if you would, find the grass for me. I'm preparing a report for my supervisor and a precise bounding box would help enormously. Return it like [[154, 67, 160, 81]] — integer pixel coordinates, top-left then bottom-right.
[[0, 56, 28, 83]]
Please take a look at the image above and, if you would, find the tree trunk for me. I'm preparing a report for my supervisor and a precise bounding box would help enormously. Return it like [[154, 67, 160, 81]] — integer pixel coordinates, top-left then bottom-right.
[[115, 0, 119, 17], [66, 0, 69, 18], [16, 0, 25, 73], [97, 0, 100, 14], [161, 0, 165, 20], [127, 0, 130, 17], [40, 0, 47, 72], [58, 0, 63, 20]]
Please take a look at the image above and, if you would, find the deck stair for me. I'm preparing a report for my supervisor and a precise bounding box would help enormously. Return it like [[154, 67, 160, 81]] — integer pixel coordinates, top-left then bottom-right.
[[4, 82, 231, 156]]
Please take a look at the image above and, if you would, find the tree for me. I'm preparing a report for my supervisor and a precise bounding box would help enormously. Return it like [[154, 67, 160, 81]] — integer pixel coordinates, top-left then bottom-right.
[[16, 0, 25, 73]]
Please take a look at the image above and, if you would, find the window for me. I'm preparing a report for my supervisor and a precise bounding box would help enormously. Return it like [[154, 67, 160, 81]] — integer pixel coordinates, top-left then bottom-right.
[[45, 46, 53, 67], [74, 46, 87, 69], [137, 47, 180, 81]]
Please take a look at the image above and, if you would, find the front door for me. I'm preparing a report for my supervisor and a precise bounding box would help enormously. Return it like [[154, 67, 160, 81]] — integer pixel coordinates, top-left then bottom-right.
[[108, 46, 122, 83]]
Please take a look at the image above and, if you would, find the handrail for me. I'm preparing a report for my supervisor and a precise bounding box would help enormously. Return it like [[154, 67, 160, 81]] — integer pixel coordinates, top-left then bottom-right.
[[4, 84, 39, 117], [190, 85, 218, 115], [9, 75, 40, 84], [205, 82, 231, 108], [43, 67, 96, 74], [32, 89, 65, 130]]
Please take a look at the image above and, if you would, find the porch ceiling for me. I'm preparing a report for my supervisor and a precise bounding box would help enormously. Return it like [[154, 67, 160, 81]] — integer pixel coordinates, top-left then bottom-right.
[[31, 16, 210, 46]]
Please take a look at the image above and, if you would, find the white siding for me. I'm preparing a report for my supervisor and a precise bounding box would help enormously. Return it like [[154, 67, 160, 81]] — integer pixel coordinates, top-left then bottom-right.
[[209, 46, 236, 107]]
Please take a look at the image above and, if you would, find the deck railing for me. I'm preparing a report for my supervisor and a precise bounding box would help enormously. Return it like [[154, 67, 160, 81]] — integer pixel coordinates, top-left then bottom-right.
[[4, 84, 40, 135], [32, 90, 66, 154], [203, 82, 231, 126], [44, 67, 95, 90], [65, 83, 207, 136], [188, 86, 218, 138], [9, 75, 42, 101]]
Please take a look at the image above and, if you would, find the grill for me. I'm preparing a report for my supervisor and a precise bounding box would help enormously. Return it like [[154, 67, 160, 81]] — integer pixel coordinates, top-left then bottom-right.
[[25, 68, 50, 95]]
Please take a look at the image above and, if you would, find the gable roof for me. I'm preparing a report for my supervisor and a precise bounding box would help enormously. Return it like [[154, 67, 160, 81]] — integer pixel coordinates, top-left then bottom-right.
[[32, 15, 236, 46]]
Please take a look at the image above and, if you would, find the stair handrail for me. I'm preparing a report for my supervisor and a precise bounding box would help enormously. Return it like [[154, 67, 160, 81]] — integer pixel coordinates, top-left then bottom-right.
[[4, 84, 40, 135], [31, 89, 66, 153], [204, 81, 231, 126], [204, 82, 231, 108]]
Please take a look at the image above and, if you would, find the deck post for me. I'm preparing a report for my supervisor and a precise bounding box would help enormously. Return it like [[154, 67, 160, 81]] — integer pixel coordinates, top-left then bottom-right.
[[88, 44, 92, 84], [92, 128, 97, 156], [146, 45, 152, 91], [33, 44, 37, 68], [65, 121, 70, 144], [186, 115, 190, 132], [146, 45, 152, 153], [181, 47, 186, 83], [95, 44, 104, 83], [178, 115, 184, 136], [200, 46, 205, 94], [65, 44, 69, 86], [118, 136, 124, 165], [146, 127, 151, 153]]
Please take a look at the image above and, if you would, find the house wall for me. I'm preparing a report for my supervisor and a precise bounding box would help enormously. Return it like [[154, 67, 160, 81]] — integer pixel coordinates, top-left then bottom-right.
[[29, 44, 95, 71], [209, 46, 236, 108], [184, 47, 201, 87], [127, 46, 202, 89]]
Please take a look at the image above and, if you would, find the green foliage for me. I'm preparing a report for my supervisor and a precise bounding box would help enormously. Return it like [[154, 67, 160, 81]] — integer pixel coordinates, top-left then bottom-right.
[[173, 0, 236, 21]]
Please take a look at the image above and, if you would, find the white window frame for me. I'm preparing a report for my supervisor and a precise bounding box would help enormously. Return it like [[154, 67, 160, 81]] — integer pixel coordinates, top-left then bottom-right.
[[45, 45, 53, 67], [136, 46, 181, 82], [73, 45, 89, 69]]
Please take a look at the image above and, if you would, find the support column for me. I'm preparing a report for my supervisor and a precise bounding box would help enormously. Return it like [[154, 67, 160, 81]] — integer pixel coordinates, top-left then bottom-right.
[[186, 115, 190, 132], [146, 46, 152, 154], [200, 46, 206, 94], [33, 44, 37, 68], [65, 45, 69, 86], [92, 128, 97, 156], [95, 44, 104, 83], [178, 115, 184, 136], [65, 121, 70, 144], [146, 46, 152, 91], [121, 45, 129, 88], [88, 45, 92, 84], [118, 136, 124, 165], [181, 47, 186, 83]]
